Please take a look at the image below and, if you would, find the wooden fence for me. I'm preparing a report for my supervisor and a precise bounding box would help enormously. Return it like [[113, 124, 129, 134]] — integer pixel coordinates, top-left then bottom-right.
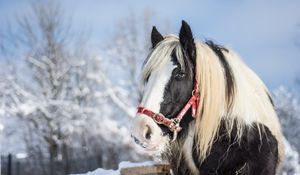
[[120, 164, 171, 175], [1, 153, 171, 175]]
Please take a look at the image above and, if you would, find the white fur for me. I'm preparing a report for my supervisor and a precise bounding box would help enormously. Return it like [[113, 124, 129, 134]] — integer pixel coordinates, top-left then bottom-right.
[[140, 61, 176, 113], [183, 122, 199, 175], [131, 36, 184, 154], [131, 114, 169, 154], [131, 56, 175, 153]]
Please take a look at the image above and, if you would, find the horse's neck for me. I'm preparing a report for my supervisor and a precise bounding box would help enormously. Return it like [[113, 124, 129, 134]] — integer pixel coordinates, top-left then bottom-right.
[[164, 122, 199, 175], [182, 122, 199, 175]]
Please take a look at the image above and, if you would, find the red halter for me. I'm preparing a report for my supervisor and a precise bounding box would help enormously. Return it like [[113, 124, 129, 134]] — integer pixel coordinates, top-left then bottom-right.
[[137, 81, 200, 141]]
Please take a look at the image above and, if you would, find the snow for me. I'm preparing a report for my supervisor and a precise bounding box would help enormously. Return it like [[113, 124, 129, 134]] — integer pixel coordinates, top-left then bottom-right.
[[74, 168, 117, 175], [19, 103, 36, 116], [273, 86, 300, 174], [15, 152, 28, 159], [72, 161, 156, 175], [118, 161, 156, 169]]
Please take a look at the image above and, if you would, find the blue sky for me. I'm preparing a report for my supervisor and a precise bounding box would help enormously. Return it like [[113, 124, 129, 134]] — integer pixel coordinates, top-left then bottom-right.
[[0, 0, 299, 90]]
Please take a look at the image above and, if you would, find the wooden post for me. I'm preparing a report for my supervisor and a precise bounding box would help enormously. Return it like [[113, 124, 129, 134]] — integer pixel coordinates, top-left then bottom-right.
[[120, 164, 171, 175], [7, 154, 12, 175], [16, 161, 20, 175]]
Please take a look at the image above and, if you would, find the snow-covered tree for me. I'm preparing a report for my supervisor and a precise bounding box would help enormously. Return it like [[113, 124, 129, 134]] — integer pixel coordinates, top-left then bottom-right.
[[0, 1, 103, 173], [1, 1, 299, 174], [273, 86, 300, 153], [273, 86, 300, 174], [0, 1, 146, 174]]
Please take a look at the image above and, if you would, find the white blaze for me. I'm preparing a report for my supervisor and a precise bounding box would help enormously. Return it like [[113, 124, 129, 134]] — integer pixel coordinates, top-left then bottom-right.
[[130, 60, 176, 153], [140, 61, 176, 113]]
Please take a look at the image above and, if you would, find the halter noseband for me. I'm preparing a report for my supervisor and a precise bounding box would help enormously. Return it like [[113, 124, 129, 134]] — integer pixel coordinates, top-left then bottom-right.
[[137, 81, 200, 141]]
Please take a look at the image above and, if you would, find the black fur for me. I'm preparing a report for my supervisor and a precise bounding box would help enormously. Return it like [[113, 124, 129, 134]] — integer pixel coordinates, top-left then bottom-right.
[[266, 91, 275, 107], [179, 20, 197, 65], [206, 41, 235, 110], [158, 21, 198, 138], [163, 120, 278, 175], [159, 50, 195, 137], [151, 26, 164, 48], [195, 121, 278, 175]]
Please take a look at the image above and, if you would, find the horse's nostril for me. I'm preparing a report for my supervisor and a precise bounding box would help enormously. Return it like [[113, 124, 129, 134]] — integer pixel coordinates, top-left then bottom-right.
[[133, 137, 140, 144], [132, 136, 140, 144], [145, 130, 151, 140], [144, 125, 152, 140]]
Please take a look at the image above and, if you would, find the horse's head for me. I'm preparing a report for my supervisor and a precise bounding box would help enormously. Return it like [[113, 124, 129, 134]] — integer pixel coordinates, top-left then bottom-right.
[[131, 21, 197, 153]]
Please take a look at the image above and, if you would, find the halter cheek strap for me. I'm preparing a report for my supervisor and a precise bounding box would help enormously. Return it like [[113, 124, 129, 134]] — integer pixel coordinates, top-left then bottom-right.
[[137, 81, 200, 141]]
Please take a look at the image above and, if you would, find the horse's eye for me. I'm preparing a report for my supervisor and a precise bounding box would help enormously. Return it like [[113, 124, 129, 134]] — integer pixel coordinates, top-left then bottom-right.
[[175, 72, 186, 80]]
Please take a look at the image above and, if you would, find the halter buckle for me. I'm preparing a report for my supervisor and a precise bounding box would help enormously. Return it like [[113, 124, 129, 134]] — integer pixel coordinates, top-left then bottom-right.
[[169, 119, 182, 132], [170, 119, 182, 142]]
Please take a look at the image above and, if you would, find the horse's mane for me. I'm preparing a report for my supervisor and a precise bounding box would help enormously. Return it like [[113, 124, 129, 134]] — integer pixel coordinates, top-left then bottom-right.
[[142, 35, 284, 163]]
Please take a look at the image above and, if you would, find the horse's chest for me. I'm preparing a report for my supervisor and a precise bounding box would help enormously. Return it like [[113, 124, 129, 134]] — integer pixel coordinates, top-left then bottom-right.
[[168, 122, 278, 175]]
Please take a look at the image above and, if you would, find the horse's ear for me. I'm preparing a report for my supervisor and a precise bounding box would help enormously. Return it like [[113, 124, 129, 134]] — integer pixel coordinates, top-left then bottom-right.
[[179, 20, 196, 64], [151, 26, 163, 48]]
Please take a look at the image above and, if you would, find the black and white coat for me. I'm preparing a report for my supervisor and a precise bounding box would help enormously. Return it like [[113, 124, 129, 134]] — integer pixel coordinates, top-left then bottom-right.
[[131, 21, 284, 175]]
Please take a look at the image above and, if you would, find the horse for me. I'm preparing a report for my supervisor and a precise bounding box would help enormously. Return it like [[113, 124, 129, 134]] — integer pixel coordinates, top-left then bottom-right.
[[130, 20, 284, 175]]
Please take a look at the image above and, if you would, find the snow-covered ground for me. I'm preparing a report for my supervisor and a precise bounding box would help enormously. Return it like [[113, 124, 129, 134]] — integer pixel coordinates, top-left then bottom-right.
[[74, 138, 300, 175], [72, 161, 157, 175]]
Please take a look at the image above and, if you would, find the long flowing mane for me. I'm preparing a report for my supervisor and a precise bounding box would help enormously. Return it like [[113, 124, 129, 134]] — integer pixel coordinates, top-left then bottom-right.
[[141, 35, 284, 164], [194, 40, 284, 163]]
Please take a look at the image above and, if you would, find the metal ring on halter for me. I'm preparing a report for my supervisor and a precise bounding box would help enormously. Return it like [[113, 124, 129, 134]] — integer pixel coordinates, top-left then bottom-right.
[[192, 89, 199, 96], [171, 124, 182, 142], [152, 113, 165, 124]]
